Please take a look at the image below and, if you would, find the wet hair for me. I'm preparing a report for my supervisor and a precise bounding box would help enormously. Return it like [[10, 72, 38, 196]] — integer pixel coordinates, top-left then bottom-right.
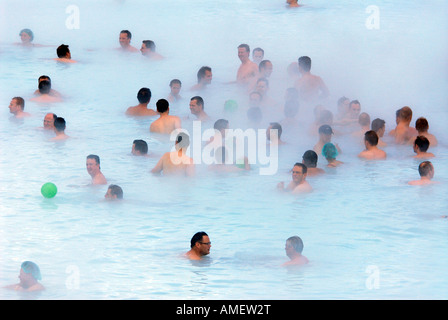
[[87, 154, 100, 165], [13, 97, 25, 110], [349, 100, 361, 109], [284, 100, 299, 118], [286, 236, 304, 254], [418, 161, 433, 177], [38, 80, 51, 94], [238, 43, 250, 52], [21, 261, 41, 281], [142, 40, 155, 51], [298, 56, 311, 72], [214, 119, 229, 132], [54, 117, 66, 132], [19, 29, 34, 41], [137, 87, 151, 104], [197, 66, 211, 82], [302, 150, 318, 168], [252, 47, 264, 55], [399, 106, 413, 121], [364, 130, 379, 146], [190, 231, 208, 248], [247, 107, 262, 123], [190, 96, 204, 109], [371, 118, 385, 132], [322, 143, 338, 160], [38, 75, 51, 84], [414, 136, 430, 152], [133, 139, 148, 155], [258, 60, 271, 71], [120, 30, 132, 39], [268, 122, 282, 139], [170, 79, 182, 87], [56, 44, 70, 58], [415, 117, 429, 133], [156, 99, 169, 113], [358, 112, 371, 126], [293, 162, 308, 174], [176, 132, 190, 149], [108, 184, 123, 199]]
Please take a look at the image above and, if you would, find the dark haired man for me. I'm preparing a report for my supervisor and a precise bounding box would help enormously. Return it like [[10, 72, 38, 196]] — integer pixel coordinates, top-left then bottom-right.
[[185, 232, 211, 260], [149, 99, 181, 134], [294, 56, 329, 106], [358, 130, 386, 160], [277, 163, 312, 194], [126, 87, 158, 116], [413, 136, 434, 159], [54, 44, 77, 63], [191, 66, 212, 91], [140, 40, 164, 60], [118, 30, 139, 52], [86, 154, 107, 185], [236, 44, 258, 86], [408, 161, 437, 186], [189, 96, 209, 121]]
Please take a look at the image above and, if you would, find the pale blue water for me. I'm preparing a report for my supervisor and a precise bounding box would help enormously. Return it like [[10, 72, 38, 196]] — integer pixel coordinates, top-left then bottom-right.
[[0, 0, 447, 299]]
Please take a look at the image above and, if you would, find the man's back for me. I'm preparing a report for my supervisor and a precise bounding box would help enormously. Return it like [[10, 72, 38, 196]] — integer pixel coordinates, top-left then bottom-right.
[[126, 105, 158, 117], [150, 114, 181, 134]]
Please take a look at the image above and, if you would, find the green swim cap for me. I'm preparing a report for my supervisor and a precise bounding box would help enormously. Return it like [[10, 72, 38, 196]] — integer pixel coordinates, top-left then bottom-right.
[[21, 261, 42, 281], [322, 143, 338, 159]]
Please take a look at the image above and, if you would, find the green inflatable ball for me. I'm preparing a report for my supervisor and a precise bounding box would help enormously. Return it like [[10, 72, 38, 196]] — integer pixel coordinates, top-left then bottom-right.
[[41, 182, 57, 198], [224, 100, 238, 113]]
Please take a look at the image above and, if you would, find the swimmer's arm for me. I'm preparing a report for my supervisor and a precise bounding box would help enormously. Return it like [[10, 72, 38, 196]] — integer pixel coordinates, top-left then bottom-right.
[[151, 157, 164, 174]]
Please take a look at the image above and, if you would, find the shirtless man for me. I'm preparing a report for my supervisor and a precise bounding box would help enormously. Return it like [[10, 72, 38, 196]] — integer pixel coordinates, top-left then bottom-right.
[[248, 59, 273, 92], [389, 106, 418, 144], [126, 87, 158, 117], [54, 44, 77, 63], [167, 79, 182, 103], [266, 122, 286, 145], [352, 112, 371, 139], [236, 44, 259, 87], [408, 161, 438, 186], [282, 236, 309, 267], [86, 154, 107, 185], [43, 113, 57, 130], [189, 96, 210, 121], [252, 47, 264, 65], [51, 117, 69, 141], [30, 80, 62, 103], [413, 136, 435, 158], [8, 97, 30, 118], [185, 232, 211, 260], [33, 75, 62, 98], [371, 118, 387, 148], [313, 125, 341, 156], [132, 139, 149, 156], [294, 56, 329, 106], [302, 150, 325, 176], [358, 130, 387, 160], [191, 66, 212, 91], [151, 132, 194, 176], [277, 163, 312, 194], [104, 184, 123, 200], [286, 0, 301, 8], [4, 261, 44, 292], [415, 117, 438, 147], [140, 40, 164, 60], [149, 99, 181, 134], [118, 30, 139, 53]]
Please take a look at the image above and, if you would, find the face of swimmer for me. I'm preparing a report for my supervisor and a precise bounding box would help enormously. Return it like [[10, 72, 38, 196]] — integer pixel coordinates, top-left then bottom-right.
[[292, 165, 306, 184], [196, 235, 211, 257], [86, 158, 100, 177], [119, 32, 131, 48]]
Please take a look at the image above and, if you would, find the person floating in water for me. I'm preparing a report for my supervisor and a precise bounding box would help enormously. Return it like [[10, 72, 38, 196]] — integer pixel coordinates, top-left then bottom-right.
[[149, 99, 182, 134], [408, 161, 438, 186], [151, 132, 194, 176], [126, 87, 158, 117], [282, 236, 309, 267], [131, 139, 149, 157], [358, 130, 386, 160], [104, 184, 123, 200], [54, 44, 77, 63], [322, 143, 343, 167], [277, 163, 312, 194], [185, 232, 211, 260], [86, 154, 107, 185], [4, 261, 45, 292], [8, 97, 30, 119]]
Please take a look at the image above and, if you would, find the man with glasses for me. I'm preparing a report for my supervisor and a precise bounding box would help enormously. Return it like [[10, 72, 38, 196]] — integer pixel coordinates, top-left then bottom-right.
[[277, 163, 312, 194], [185, 232, 211, 260]]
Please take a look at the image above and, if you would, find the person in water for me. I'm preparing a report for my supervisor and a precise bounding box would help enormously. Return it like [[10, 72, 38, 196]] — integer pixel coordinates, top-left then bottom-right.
[[412, 136, 435, 159], [149, 99, 182, 134], [282, 236, 309, 266], [86, 154, 107, 185], [358, 130, 387, 160], [185, 232, 211, 260], [105, 184, 123, 200], [277, 163, 312, 194], [126, 87, 158, 117], [4, 261, 45, 292], [408, 161, 438, 186]]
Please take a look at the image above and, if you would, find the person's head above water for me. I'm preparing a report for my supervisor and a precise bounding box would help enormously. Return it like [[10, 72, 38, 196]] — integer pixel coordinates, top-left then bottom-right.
[[371, 118, 386, 136], [19, 29, 34, 43], [119, 30, 132, 48], [105, 184, 123, 200], [364, 130, 379, 147], [237, 43, 251, 62], [38, 80, 52, 95], [56, 44, 71, 59], [298, 56, 311, 73], [156, 99, 169, 113], [415, 117, 429, 133], [141, 40, 156, 55], [322, 143, 338, 160], [137, 87, 151, 104], [20, 261, 42, 281], [196, 66, 212, 85], [54, 117, 66, 133], [187, 231, 211, 260], [414, 135, 430, 153], [132, 139, 148, 156], [286, 236, 304, 255], [418, 161, 434, 178], [302, 150, 318, 168]]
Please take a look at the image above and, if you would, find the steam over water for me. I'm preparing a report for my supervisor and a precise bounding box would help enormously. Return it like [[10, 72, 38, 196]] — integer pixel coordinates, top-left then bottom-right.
[[0, 0, 447, 299]]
